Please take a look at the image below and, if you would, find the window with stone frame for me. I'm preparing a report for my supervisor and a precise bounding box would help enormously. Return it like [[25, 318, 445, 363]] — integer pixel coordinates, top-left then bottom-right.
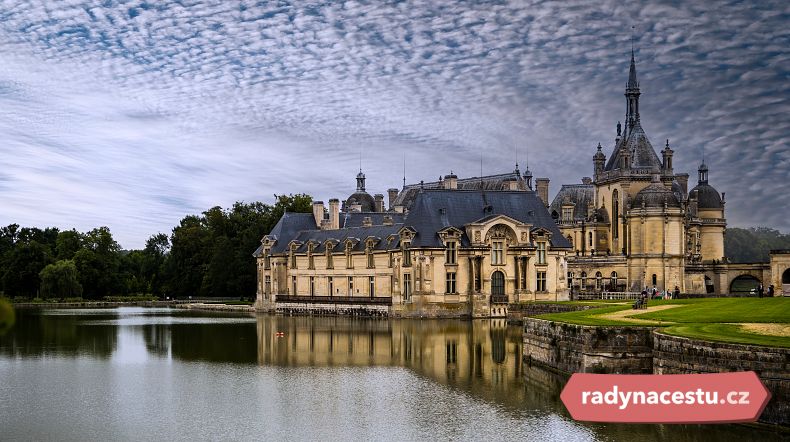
[[290, 244, 298, 269], [537, 241, 547, 264], [445, 241, 457, 265], [309, 276, 315, 296], [263, 248, 270, 269], [307, 243, 315, 269], [368, 276, 375, 297], [345, 242, 354, 269], [445, 272, 457, 294], [491, 241, 504, 265], [403, 273, 412, 299], [348, 276, 354, 295], [536, 271, 547, 292], [610, 271, 618, 290], [326, 244, 334, 269], [366, 240, 375, 269], [291, 276, 297, 295], [580, 271, 587, 290], [595, 271, 602, 290], [328, 276, 334, 296], [402, 241, 411, 267]]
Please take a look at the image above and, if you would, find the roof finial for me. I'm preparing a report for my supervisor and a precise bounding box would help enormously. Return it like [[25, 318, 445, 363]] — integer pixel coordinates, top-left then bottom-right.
[[402, 153, 406, 189]]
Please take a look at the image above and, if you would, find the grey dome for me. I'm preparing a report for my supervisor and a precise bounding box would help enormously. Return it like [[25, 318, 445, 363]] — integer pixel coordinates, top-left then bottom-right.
[[689, 183, 723, 209], [346, 192, 376, 211], [633, 179, 681, 209]]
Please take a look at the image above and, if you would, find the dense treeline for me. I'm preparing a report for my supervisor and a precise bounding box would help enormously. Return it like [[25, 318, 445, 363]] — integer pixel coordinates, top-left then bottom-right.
[[725, 227, 790, 263], [0, 194, 312, 300]]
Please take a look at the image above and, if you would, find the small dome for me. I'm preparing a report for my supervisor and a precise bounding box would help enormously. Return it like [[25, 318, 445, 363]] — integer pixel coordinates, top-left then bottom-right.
[[633, 176, 681, 209], [689, 183, 723, 209], [346, 191, 376, 211]]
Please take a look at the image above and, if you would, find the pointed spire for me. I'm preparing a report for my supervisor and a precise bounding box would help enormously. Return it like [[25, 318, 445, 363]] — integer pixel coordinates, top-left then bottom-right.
[[627, 48, 639, 89]]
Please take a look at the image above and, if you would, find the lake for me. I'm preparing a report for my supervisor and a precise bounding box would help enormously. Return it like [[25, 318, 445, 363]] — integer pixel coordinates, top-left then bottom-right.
[[0, 308, 780, 441]]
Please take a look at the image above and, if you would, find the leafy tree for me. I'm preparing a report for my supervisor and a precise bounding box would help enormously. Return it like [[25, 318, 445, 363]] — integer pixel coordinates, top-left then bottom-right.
[[56, 229, 83, 260], [725, 227, 790, 263], [39, 260, 83, 299], [1, 241, 53, 297]]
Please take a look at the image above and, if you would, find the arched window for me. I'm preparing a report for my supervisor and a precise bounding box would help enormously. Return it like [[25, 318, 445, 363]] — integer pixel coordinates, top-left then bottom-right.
[[595, 271, 602, 290], [612, 190, 620, 240], [610, 271, 618, 290], [491, 271, 505, 296], [580, 271, 587, 290]]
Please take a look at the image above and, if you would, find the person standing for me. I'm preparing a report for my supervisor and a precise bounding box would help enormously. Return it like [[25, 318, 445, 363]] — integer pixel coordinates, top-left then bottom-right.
[[757, 284, 764, 298], [673, 285, 680, 299], [768, 285, 775, 297]]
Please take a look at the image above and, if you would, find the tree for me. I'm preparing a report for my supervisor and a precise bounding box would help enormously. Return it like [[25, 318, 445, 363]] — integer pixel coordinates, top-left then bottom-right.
[[39, 260, 83, 299], [725, 227, 790, 263], [2, 241, 53, 297], [56, 229, 83, 260]]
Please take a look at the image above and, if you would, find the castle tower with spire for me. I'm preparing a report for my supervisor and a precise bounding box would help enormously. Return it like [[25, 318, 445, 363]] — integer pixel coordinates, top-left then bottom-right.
[[549, 49, 727, 295]]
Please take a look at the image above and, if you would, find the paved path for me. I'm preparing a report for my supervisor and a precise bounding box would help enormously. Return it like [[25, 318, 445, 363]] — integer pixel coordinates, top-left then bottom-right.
[[596, 304, 682, 324]]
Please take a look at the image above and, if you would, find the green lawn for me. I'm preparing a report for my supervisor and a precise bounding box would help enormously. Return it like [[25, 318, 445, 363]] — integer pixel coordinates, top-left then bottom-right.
[[533, 298, 790, 347], [661, 323, 790, 348]]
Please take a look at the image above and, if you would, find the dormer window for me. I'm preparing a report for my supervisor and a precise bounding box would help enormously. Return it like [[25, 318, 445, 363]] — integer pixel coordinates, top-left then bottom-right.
[[289, 244, 298, 269], [445, 241, 457, 265], [307, 243, 315, 270], [402, 241, 411, 267], [263, 248, 271, 270], [366, 240, 375, 269], [326, 243, 334, 269], [345, 242, 354, 269]]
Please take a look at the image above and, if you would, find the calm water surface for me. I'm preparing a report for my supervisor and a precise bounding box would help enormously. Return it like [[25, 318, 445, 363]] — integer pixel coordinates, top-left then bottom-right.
[[0, 308, 781, 441]]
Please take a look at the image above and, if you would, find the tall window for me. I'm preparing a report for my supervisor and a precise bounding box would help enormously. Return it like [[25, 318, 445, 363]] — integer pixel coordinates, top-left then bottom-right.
[[536, 271, 546, 292], [290, 245, 297, 269], [388, 251, 394, 268], [445, 241, 457, 265], [369, 276, 375, 298], [309, 276, 315, 296], [346, 243, 353, 269], [595, 271, 602, 290], [652, 274, 657, 286], [403, 273, 412, 299], [326, 247, 333, 269], [612, 190, 620, 239], [588, 232, 593, 247], [610, 271, 618, 290], [580, 271, 587, 290], [264, 275, 271, 296], [348, 276, 354, 295], [519, 258, 527, 289], [492, 241, 504, 265], [366, 244, 375, 268], [537, 241, 546, 264], [307, 243, 315, 269], [445, 272, 456, 294], [402, 242, 411, 267], [562, 207, 573, 221], [328, 276, 334, 297], [263, 249, 271, 269], [291, 276, 297, 295]]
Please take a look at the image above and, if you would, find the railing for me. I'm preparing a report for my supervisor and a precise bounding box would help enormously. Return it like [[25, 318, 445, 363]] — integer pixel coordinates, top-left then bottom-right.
[[276, 295, 392, 305], [490, 295, 509, 304], [575, 291, 642, 300]]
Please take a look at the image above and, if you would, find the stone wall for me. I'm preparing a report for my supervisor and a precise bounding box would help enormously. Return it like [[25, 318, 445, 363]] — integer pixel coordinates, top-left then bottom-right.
[[653, 332, 789, 426], [508, 303, 598, 323], [391, 301, 470, 319], [524, 318, 655, 374]]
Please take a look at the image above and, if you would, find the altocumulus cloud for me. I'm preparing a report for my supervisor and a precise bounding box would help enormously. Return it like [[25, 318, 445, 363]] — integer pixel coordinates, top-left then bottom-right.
[[0, 0, 788, 248]]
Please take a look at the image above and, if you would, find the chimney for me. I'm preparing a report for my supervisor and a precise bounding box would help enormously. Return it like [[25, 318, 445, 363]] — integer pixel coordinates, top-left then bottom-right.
[[443, 173, 458, 190], [374, 194, 385, 212], [675, 173, 689, 195], [382, 215, 393, 226], [328, 199, 340, 229], [536, 178, 550, 207], [582, 177, 592, 185], [387, 188, 399, 210], [504, 178, 519, 190], [362, 216, 372, 227], [312, 201, 324, 228]]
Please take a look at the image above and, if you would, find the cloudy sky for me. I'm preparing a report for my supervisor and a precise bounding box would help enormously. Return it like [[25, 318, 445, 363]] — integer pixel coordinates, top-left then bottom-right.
[[0, 1, 788, 249]]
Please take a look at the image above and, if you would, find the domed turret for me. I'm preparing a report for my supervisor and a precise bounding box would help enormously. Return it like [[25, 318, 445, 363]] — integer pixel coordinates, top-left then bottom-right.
[[689, 162, 723, 209], [633, 175, 680, 209]]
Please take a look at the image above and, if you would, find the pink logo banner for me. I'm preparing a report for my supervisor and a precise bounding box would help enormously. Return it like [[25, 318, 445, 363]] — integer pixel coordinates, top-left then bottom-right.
[[560, 371, 771, 424]]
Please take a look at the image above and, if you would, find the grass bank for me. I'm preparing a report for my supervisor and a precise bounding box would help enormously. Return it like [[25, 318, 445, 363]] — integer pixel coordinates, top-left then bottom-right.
[[534, 297, 790, 347]]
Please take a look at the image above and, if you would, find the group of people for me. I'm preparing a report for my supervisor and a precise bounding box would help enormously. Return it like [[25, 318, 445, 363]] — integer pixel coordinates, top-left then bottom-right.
[[756, 284, 775, 298], [640, 285, 681, 300]]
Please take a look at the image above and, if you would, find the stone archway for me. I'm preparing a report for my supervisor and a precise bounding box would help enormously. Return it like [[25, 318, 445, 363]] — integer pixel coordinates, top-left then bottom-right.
[[491, 271, 505, 296], [729, 275, 761, 294], [783, 268, 790, 296]]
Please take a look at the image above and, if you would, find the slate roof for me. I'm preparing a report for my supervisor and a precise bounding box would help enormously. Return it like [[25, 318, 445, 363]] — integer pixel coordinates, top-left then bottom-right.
[[405, 189, 572, 249], [548, 184, 595, 221], [604, 121, 663, 172], [262, 212, 317, 254], [290, 224, 403, 253], [392, 171, 526, 209], [633, 178, 681, 209], [689, 183, 723, 209], [339, 211, 405, 228]]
